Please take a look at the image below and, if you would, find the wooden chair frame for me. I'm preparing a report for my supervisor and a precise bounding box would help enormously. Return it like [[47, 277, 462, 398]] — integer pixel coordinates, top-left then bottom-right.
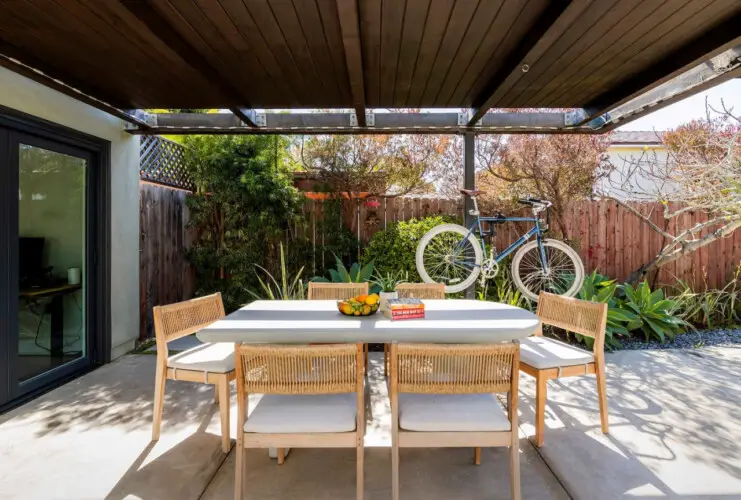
[[152, 292, 235, 453], [234, 343, 366, 500], [382, 283, 445, 376], [389, 342, 521, 500], [521, 292, 609, 447], [307, 282, 371, 374]]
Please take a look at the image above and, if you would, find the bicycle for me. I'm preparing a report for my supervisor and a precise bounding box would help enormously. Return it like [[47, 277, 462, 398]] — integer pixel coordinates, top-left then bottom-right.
[[415, 189, 585, 301]]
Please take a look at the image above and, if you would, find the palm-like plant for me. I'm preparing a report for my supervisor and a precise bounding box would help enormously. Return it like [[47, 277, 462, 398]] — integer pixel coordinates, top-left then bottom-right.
[[247, 243, 306, 300]]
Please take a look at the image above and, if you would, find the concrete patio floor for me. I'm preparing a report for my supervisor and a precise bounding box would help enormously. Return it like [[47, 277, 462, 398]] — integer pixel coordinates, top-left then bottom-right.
[[0, 347, 739, 499]]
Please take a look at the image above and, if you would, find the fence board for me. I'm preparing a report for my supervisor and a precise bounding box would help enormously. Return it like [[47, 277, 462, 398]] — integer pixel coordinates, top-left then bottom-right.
[[139, 182, 195, 341]]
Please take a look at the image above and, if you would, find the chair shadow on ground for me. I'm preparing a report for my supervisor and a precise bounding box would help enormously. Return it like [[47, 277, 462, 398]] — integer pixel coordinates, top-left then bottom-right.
[[105, 404, 229, 500], [517, 348, 741, 499]]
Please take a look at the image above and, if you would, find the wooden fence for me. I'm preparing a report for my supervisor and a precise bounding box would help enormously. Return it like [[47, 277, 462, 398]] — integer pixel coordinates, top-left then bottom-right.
[[298, 197, 741, 290], [139, 182, 196, 341]]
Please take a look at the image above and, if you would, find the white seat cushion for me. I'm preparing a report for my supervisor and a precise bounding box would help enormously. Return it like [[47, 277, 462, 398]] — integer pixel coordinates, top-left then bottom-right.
[[519, 336, 594, 370], [399, 393, 510, 432], [167, 342, 235, 373], [244, 393, 357, 433]]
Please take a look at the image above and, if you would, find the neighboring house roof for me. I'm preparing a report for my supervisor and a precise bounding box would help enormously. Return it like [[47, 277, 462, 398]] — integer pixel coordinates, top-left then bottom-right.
[[611, 131, 664, 145]]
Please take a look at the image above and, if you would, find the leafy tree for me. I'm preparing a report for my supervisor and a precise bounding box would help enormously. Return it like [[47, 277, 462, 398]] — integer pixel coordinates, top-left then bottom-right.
[[476, 134, 612, 239], [182, 135, 305, 311]]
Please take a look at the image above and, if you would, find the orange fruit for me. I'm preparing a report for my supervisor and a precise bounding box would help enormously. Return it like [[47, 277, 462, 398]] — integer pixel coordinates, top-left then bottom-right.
[[341, 303, 353, 315], [353, 310, 361, 316], [362, 305, 371, 315]]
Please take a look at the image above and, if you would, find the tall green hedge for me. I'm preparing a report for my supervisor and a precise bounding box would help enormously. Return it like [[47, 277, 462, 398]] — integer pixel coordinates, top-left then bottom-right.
[[361, 215, 459, 281]]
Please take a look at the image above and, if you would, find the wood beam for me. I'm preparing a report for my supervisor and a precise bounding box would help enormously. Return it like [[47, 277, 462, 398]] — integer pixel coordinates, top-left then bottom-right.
[[130, 110, 591, 135], [335, 0, 367, 126], [118, 0, 258, 126], [0, 50, 151, 129], [468, 0, 579, 126], [577, 14, 741, 126]]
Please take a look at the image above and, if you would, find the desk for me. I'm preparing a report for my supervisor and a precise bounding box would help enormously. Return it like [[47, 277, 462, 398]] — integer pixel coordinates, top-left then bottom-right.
[[197, 299, 539, 344], [20, 284, 82, 356]]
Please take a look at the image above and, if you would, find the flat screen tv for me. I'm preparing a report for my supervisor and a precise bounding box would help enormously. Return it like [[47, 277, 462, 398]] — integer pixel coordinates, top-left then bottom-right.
[[19, 237, 45, 285]]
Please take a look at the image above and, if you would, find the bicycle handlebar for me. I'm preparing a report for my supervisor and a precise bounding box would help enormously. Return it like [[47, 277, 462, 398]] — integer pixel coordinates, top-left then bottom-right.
[[517, 198, 552, 208]]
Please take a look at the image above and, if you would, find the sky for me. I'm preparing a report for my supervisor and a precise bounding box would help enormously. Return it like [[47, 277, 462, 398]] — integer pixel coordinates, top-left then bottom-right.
[[618, 79, 741, 132]]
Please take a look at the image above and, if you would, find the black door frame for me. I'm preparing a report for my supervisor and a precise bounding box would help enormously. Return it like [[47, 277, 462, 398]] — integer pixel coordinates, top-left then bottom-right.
[[0, 105, 111, 409]]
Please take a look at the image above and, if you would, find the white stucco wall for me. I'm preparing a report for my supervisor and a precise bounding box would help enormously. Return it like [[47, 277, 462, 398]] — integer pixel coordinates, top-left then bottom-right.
[[0, 66, 140, 359], [599, 145, 672, 200]]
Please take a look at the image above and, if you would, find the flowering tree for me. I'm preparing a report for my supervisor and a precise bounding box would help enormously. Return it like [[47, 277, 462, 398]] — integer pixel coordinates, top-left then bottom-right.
[[604, 103, 741, 283], [477, 133, 612, 239]]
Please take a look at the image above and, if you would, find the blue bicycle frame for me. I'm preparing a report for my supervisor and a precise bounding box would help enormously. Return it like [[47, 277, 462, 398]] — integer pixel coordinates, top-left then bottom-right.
[[455, 213, 550, 272]]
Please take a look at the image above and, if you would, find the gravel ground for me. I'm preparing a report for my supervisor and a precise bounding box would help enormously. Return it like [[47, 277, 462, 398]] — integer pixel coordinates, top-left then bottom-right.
[[620, 327, 741, 350]]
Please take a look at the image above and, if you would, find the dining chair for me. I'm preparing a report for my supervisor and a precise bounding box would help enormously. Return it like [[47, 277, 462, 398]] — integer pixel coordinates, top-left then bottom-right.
[[382, 283, 445, 376], [389, 342, 521, 500], [234, 343, 365, 500], [151, 293, 235, 453], [519, 292, 609, 447], [307, 282, 370, 374]]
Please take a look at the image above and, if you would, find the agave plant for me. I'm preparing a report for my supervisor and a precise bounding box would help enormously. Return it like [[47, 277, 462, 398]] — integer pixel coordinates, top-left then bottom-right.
[[247, 243, 306, 300], [312, 255, 381, 293], [372, 270, 408, 293], [577, 270, 637, 350], [619, 281, 688, 343]]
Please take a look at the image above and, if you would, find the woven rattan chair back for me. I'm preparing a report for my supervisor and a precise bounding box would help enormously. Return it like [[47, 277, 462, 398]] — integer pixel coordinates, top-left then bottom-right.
[[393, 343, 520, 395], [307, 282, 369, 300], [536, 292, 608, 352], [153, 293, 225, 346], [395, 283, 445, 299], [235, 344, 361, 395]]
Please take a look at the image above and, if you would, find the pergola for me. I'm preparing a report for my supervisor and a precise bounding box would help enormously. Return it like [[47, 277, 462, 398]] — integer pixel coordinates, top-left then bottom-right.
[[0, 0, 739, 136]]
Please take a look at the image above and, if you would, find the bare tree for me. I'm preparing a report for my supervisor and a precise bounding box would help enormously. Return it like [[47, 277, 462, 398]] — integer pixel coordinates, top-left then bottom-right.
[[602, 102, 741, 283], [477, 133, 612, 239]]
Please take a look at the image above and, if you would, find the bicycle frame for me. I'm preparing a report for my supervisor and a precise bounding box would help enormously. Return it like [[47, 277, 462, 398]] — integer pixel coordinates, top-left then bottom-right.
[[454, 206, 549, 272]]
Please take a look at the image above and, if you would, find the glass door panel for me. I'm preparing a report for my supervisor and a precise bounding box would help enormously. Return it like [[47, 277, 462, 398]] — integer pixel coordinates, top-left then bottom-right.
[[17, 143, 87, 382]]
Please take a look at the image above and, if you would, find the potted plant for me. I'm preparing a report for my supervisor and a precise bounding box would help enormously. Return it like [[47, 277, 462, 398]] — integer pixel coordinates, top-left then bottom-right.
[[372, 270, 407, 308]]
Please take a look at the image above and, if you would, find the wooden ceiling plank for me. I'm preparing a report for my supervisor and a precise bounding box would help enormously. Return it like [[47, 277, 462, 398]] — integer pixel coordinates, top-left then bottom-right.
[[0, 3, 154, 108], [468, 0, 582, 125], [525, 0, 654, 108], [545, 0, 708, 107], [359, 0, 382, 106], [505, 0, 631, 108], [420, 0, 480, 105], [393, 0, 430, 106], [119, 0, 264, 110], [316, 0, 354, 105], [449, 0, 522, 106], [242, 0, 314, 104], [577, 6, 741, 123], [336, 0, 367, 125], [217, 0, 300, 106], [167, 0, 271, 101], [73, 0, 200, 92], [268, 0, 332, 105], [290, 0, 345, 104], [405, 0, 455, 106], [379, 0, 406, 105], [433, 0, 502, 106]]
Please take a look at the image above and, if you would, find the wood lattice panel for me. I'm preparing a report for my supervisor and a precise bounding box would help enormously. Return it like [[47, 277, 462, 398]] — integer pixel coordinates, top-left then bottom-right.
[[139, 136, 195, 191]]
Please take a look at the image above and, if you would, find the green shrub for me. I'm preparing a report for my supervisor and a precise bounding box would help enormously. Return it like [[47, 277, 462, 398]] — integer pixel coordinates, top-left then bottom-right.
[[362, 215, 459, 281], [668, 267, 741, 329], [577, 271, 637, 350], [619, 281, 688, 343]]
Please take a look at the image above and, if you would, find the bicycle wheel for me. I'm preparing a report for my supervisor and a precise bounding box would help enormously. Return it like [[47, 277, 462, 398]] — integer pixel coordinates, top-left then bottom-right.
[[416, 223, 483, 293], [511, 239, 584, 301]]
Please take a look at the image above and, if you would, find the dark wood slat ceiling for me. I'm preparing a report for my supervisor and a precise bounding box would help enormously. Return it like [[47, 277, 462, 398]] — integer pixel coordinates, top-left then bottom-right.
[[0, 0, 738, 112]]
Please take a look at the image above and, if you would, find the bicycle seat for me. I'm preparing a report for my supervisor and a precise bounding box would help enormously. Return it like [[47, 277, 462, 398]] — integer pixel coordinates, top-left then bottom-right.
[[460, 189, 484, 197]]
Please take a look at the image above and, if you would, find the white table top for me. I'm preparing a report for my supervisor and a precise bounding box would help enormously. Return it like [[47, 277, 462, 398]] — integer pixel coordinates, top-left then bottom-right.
[[196, 299, 539, 344]]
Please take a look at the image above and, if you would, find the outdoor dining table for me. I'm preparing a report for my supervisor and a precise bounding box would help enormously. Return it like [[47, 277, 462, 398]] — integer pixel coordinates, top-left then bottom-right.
[[196, 299, 540, 344]]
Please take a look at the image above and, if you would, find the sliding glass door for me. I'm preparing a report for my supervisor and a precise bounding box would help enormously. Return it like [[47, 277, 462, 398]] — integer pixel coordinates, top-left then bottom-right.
[[0, 109, 108, 409]]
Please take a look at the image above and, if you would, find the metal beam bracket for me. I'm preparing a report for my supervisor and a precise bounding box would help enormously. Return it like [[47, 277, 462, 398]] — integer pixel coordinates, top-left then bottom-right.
[[254, 112, 266, 127], [350, 112, 358, 127], [564, 109, 589, 126], [458, 110, 474, 126], [366, 112, 374, 127], [122, 109, 157, 129]]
